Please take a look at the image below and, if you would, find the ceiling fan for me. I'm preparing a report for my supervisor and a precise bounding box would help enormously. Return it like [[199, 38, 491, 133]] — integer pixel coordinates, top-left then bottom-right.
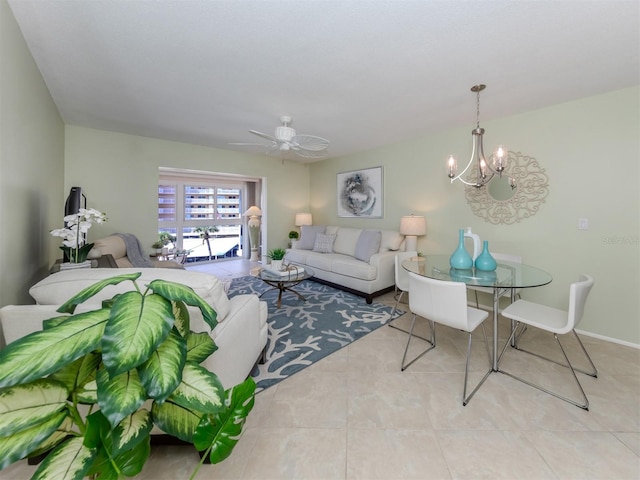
[[231, 116, 329, 159]]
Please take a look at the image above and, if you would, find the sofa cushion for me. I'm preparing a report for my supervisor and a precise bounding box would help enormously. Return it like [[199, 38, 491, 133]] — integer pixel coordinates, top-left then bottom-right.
[[380, 230, 404, 252], [305, 252, 334, 272], [284, 249, 308, 265], [354, 230, 382, 262], [298, 225, 326, 250], [331, 255, 377, 281], [29, 268, 231, 321], [332, 227, 362, 257], [93, 235, 127, 259], [313, 233, 336, 253]]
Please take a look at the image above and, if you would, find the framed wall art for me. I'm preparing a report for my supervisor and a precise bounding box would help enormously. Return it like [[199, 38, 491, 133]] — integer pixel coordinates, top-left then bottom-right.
[[336, 166, 383, 218]]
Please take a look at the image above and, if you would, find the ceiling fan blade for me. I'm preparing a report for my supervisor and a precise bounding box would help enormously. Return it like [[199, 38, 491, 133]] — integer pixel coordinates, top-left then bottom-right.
[[293, 148, 329, 159], [291, 134, 330, 151], [249, 130, 278, 142], [229, 142, 271, 146]]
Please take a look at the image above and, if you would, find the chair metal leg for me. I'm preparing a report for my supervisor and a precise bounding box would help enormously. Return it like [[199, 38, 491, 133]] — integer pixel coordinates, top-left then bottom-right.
[[462, 324, 493, 406], [498, 322, 591, 410], [510, 327, 597, 378], [400, 313, 435, 371], [391, 290, 405, 319], [389, 291, 433, 343]]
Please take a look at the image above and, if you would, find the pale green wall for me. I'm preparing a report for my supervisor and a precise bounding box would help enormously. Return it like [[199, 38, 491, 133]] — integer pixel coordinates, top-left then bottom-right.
[[0, 0, 64, 308], [64, 126, 311, 259], [310, 87, 640, 346]]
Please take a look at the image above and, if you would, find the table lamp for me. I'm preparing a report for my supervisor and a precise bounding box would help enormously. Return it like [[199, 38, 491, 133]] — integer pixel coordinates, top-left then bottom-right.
[[295, 212, 313, 227], [244, 205, 263, 261], [400, 214, 426, 252]]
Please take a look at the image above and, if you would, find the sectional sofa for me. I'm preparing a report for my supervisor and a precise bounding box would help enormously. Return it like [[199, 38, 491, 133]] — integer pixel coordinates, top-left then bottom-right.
[[284, 225, 405, 303], [0, 268, 268, 389]]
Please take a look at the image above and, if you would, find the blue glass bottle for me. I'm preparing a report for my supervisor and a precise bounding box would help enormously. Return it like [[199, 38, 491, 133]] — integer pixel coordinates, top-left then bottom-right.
[[475, 240, 497, 271], [449, 229, 473, 270]]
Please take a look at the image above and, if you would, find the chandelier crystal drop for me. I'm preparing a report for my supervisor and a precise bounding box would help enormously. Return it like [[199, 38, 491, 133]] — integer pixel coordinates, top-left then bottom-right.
[[447, 84, 515, 189]]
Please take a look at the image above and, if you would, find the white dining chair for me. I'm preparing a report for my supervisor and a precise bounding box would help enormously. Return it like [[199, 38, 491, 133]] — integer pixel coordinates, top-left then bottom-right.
[[468, 252, 522, 311], [402, 272, 492, 406], [392, 250, 417, 317], [389, 252, 433, 343], [499, 274, 597, 410]]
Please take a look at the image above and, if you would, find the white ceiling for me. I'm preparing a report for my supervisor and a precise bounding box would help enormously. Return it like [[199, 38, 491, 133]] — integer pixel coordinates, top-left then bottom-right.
[[8, 0, 640, 163]]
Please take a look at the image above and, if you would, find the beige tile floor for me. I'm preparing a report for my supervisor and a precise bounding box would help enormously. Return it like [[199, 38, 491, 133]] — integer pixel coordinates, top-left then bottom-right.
[[3, 260, 639, 479]]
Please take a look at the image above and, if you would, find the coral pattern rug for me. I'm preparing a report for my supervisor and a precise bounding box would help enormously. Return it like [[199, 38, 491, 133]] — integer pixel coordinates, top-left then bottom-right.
[[228, 276, 403, 391]]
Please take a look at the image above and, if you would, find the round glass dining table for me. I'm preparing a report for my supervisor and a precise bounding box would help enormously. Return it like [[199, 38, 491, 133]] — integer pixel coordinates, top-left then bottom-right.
[[402, 254, 552, 370]]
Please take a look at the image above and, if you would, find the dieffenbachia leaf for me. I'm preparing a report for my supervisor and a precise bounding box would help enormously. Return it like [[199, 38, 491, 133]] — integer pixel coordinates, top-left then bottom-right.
[[0, 309, 110, 388], [193, 377, 256, 464], [84, 409, 150, 479], [27, 416, 75, 460], [185, 331, 218, 364], [172, 300, 190, 336], [0, 410, 67, 470], [50, 352, 101, 392], [0, 379, 69, 437], [32, 436, 96, 480], [101, 291, 174, 377], [111, 409, 153, 456], [151, 399, 201, 443], [137, 328, 186, 403], [96, 368, 145, 428], [57, 272, 142, 314], [168, 363, 224, 414], [147, 280, 217, 329]]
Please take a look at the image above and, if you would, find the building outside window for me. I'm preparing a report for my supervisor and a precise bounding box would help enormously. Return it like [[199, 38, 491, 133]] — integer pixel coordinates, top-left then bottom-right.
[[158, 174, 247, 264]]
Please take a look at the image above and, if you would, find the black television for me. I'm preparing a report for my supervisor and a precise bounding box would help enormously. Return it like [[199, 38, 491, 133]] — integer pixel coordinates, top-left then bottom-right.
[[64, 187, 86, 217], [62, 187, 86, 261]]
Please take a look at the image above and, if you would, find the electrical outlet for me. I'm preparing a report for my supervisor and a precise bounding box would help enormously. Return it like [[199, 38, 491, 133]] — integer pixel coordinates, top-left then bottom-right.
[[578, 218, 589, 230]]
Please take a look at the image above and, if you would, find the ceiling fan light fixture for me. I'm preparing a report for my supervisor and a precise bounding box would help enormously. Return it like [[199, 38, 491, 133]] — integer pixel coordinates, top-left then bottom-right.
[[276, 125, 295, 141]]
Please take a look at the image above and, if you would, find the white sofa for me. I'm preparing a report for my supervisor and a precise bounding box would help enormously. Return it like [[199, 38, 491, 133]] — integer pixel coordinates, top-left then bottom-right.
[[285, 225, 405, 303], [0, 268, 268, 390]]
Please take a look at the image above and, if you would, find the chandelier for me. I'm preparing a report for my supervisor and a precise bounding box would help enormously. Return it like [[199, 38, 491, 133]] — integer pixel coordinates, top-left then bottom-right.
[[447, 84, 515, 189]]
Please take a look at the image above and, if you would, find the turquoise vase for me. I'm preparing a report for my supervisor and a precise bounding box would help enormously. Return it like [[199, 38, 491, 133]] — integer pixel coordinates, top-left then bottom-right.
[[449, 229, 473, 270], [474, 240, 497, 271]]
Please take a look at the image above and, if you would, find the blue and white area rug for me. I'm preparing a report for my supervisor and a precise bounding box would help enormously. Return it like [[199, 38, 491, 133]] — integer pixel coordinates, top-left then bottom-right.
[[228, 276, 404, 391]]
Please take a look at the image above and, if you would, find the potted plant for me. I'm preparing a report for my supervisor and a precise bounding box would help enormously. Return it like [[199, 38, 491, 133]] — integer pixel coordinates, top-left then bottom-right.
[[267, 248, 287, 271], [151, 240, 164, 255], [50, 208, 108, 266], [288, 231, 299, 248], [0, 273, 255, 479]]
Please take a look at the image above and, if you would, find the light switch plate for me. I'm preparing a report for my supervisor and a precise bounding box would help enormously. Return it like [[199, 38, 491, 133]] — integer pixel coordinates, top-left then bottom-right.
[[578, 218, 589, 230]]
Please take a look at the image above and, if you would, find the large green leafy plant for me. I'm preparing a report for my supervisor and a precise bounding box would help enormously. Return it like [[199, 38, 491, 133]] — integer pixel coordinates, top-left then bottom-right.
[[0, 272, 255, 479]]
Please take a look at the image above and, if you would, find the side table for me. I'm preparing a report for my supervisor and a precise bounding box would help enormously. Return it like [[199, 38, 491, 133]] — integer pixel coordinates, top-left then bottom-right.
[[50, 254, 118, 274]]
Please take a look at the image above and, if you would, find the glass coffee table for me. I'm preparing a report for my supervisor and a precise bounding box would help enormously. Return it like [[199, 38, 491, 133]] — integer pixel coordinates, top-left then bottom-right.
[[251, 265, 314, 308]]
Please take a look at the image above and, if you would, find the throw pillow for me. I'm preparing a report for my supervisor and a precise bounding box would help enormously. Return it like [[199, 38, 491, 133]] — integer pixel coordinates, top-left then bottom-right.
[[298, 225, 326, 250], [313, 233, 336, 253], [354, 230, 382, 263]]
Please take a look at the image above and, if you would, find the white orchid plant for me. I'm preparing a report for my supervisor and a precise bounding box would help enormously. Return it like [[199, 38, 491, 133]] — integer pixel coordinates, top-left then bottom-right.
[[50, 208, 108, 263]]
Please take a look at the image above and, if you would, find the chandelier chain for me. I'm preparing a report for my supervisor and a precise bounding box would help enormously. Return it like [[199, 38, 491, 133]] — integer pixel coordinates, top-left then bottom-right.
[[476, 88, 481, 129]]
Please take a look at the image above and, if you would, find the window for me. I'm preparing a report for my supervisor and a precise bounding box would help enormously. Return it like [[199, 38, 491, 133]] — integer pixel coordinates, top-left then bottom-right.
[[158, 169, 259, 264]]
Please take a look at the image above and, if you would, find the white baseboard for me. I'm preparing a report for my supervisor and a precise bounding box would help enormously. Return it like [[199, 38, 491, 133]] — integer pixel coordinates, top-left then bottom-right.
[[575, 329, 640, 350]]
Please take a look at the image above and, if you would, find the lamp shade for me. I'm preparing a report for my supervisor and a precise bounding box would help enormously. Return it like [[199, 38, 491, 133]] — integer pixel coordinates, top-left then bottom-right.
[[295, 212, 313, 226], [243, 205, 262, 217], [400, 215, 426, 236]]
